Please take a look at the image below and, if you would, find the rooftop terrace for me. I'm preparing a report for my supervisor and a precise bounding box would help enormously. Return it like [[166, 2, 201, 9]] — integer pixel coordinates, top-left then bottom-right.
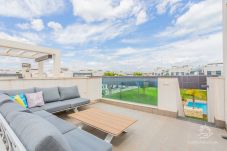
[[60, 102, 227, 151]]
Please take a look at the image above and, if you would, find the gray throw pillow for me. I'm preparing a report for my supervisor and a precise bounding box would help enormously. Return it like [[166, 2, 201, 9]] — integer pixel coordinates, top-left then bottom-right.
[[36, 87, 60, 103], [59, 86, 80, 100]]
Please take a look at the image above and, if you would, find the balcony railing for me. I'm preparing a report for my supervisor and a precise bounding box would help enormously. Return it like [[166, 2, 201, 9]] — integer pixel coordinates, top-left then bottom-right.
[[102, 76, 208, 120], [102, 77, 158, 106]]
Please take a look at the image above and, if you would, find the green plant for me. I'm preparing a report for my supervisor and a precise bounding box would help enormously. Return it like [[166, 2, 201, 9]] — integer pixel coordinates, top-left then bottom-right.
[[133, 72, 143, 76]]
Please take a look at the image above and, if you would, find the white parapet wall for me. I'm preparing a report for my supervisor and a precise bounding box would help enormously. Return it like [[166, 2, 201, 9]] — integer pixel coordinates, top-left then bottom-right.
[[158, 78, 184, 116], [0, 77, 102, 101], [207, 77, 225, 127]]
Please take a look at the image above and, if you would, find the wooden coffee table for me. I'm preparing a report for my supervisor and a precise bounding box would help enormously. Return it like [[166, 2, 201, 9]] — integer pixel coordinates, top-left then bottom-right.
[[68, 108, 137, 143]]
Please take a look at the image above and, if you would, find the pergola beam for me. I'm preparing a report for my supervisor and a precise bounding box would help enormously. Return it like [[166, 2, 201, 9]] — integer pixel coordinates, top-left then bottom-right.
[[0, 38, 59, 54], [0, 52, 35, 59], [16, 50, 28, 56], [4, 48, 12, 54]]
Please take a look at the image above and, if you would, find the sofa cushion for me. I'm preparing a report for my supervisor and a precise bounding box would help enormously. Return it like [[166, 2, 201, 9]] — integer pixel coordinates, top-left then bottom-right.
[[33, 110, 52, 118], [5, 111, 21, 123], [44, 115, 76, 134], [64, 129, 112, 151], [0, 88, 35, 96], [43, 101, 71, 113], [10, 112, 72, 151], [25, 92, 45, 108], [29, 106, 44, 112], [64, 98, 90, 108], [59, 86, 80, 100], [0, 93, 12, 106], [36, 87, 60, 103], [0, 101, 29, 117]]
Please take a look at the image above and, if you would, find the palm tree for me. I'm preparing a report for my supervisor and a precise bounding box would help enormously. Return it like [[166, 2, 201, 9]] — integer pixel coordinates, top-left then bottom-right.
[[185, 89, 204, 108]]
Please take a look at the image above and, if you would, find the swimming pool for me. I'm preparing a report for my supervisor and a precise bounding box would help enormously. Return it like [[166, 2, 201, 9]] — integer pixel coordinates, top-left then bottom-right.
[[187, 102, 207, 114]]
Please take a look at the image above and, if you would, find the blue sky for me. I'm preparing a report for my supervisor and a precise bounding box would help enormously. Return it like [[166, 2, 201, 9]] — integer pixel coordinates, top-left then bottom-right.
[[0, 0, 222, 72]]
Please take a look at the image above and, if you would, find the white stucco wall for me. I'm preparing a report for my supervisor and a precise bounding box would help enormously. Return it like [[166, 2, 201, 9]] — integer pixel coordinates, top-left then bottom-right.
[[207, 77, 225, 123], [158, 78, 183, 114], [0, 77, 102, 101], [223, 0, 227, 128]]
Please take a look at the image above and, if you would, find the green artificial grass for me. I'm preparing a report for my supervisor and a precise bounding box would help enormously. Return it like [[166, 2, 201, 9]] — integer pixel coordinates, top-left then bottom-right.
[[103, 87, 158, 106]]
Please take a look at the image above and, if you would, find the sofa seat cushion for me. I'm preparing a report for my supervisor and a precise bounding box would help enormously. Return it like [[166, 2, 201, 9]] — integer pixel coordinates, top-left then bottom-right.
[[59, 86, 80, 100], [0, 88, 35, 96], [44, 115, 76, 134], [36, 87, 60, 103], [64, 98, 90, 108], [0, 93, 12, 106], [5, 111, 21, 123], [10, 112, 72, 151], [33, 110, 53, 118], [43, 101, 71, 113], [29, 106, 44, 112], [64, 129, 112, 151], [0, 101, 29, 117]]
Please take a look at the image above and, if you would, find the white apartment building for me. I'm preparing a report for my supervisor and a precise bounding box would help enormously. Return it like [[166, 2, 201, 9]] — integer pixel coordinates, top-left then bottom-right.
[[152, 63, 223, 77], [152, 67, 168, 76], [203, 63, 223, 76], [168, 65, 192, 76], [74, 69, 104, 77]]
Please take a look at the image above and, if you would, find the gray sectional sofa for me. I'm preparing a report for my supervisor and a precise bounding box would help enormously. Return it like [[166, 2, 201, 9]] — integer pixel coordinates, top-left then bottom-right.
[[0, 86, 90, 113], [0, 86, 112, 151]]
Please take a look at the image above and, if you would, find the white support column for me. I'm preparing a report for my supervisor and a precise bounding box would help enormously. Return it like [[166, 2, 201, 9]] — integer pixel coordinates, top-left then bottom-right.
[[53, 52, 61, 77], [223, 0, 227, 128], [38, 61, 44, 78], [158, 78, 183, 116]]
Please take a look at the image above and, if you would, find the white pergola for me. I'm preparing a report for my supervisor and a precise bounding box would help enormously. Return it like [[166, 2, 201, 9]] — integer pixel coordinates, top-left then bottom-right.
[[0, 38, 61, 77]]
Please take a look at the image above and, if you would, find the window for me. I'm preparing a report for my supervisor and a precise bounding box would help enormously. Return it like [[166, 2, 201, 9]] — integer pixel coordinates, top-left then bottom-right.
[[207, 71, 212, 76], [216, 71, 221, 76]]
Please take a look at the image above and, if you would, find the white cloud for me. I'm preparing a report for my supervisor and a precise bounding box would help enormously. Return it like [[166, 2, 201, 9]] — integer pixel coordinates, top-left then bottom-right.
[[16, 23, 30, 30], [30, 19, 44, 31], [19, 32, 43, 44], [71, 0, 148, 23], [135, 9, 148, 25], [64, 32, 222, 72], [157, 0, 222, 38], [48, 0, 150, 45], [0, 32, 33, 44], [48, 21, 63, 31], [156, 0, 181, 15], [0, 0, 64, 19], [121, 38, 144, 44], [17, 19, 44, 31], [53, 21, 132, 45]]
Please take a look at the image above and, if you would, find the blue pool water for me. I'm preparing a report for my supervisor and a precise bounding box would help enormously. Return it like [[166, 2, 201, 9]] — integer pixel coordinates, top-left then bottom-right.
[[187, 102, 207, 114]]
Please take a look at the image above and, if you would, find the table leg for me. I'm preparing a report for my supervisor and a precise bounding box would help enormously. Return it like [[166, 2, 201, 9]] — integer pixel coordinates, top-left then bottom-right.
[[77, 123, 83, 129], [104, 134, 114, 143], [73, 107, 79, 112]]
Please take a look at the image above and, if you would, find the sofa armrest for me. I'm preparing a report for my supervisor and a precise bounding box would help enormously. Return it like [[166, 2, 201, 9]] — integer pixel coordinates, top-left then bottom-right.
[[0, 113, 26, 151]]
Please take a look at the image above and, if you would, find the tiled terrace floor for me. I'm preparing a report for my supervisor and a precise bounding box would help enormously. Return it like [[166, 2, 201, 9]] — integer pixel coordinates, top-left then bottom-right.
[[59, 102, 227, 151]]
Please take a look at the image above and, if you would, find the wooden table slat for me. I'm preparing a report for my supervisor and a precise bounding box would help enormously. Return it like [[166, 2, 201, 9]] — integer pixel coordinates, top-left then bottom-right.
[[69, 108, 136, 136]]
